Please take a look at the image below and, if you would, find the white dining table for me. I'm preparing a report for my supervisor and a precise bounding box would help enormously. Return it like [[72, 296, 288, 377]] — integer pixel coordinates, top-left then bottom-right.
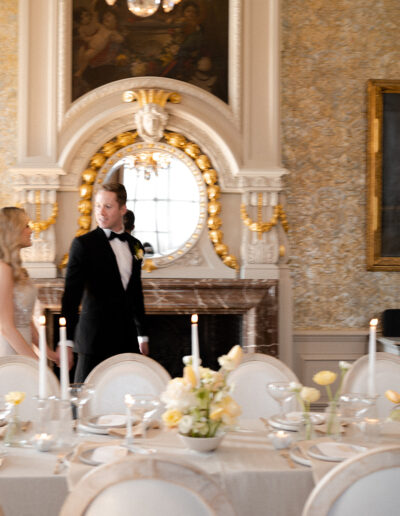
[[0, 419, 315, 516]]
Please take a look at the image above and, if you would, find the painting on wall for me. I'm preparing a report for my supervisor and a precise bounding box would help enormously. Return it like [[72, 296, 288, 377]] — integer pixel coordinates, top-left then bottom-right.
[[72, 0, 229, 103], [367, 79, 400, 270]]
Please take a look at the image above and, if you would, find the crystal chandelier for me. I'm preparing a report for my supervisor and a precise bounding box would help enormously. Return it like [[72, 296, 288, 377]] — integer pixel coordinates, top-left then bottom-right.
[[104, 0, 182, 17], [124, 152, 171, 180]]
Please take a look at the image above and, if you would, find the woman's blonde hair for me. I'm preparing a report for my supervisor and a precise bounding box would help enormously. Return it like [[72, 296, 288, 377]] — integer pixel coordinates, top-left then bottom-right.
[[0, 207, 29, 282]]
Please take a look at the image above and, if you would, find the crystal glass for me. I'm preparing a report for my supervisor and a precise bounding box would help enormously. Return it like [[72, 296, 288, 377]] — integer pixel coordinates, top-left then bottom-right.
[[68, 383, 94, 433], [124, 393, 160, 453], [267, 382, 295, 418], [339, 393, 377, 424], [0, 401, 11, 453]]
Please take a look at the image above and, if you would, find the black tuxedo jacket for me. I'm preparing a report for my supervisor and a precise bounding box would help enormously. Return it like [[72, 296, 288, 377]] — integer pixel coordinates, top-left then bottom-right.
[[61, 227, 147, 356]]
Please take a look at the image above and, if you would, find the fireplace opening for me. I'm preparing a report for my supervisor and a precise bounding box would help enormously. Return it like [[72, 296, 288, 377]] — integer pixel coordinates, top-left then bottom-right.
[[147, 314, 243, 378]]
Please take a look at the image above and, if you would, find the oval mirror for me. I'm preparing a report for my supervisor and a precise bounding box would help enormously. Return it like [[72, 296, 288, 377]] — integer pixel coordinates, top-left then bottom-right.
[[99, 143, 207, 263]]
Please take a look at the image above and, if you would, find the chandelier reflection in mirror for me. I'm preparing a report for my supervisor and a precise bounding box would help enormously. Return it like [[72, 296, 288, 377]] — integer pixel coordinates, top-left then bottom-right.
[[104, 0, 182, 16], [123, 151, 171, 180]]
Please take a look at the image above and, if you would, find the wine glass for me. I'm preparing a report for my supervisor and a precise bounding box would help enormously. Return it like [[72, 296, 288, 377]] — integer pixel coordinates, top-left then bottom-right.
[[0, 401, 11, 454], [267, 382, 296, 419], [124, 393, 160, 453], [339, 393, 377, 424], [68, 383, 94, 433]]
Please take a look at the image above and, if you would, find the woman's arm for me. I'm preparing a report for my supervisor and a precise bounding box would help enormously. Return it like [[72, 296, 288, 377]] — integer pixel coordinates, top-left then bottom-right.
[[31, 321, 59, 365], [0, 262, 37, 359]]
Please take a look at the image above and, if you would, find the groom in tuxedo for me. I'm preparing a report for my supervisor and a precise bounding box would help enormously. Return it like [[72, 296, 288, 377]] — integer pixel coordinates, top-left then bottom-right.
[[61, 182, 148, 382]]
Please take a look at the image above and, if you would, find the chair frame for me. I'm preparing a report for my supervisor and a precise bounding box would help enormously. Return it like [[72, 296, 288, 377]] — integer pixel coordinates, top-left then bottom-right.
[[236, 352, 299, 382], [0, 355, 60, 397], [60, 454, 235, 516], [342, 351, 400, 392], [302, 444, 400, 516]]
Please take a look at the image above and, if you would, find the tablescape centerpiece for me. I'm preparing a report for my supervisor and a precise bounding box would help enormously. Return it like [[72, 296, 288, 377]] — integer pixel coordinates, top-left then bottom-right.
[[4, 391, 27, 447], [161, 345, 243, 452], [385, 389, 400, 421], [312, 361, 351, 438], [289, 383, 320, 440]]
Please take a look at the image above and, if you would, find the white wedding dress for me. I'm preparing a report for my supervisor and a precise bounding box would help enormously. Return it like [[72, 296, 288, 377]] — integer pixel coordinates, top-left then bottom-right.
[[0, 279, 37, 356]]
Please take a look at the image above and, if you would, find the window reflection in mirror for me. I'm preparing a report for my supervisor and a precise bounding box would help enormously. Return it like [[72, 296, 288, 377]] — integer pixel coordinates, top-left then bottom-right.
[[118, 155, 201, 257]]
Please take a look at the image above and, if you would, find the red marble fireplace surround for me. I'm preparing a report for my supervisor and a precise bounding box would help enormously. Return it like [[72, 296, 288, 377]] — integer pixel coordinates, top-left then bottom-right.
[[35, 278, 279, 357]]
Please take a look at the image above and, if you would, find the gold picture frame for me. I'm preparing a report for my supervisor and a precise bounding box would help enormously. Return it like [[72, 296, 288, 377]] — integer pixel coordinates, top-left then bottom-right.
[[367, 79, 400, 271]]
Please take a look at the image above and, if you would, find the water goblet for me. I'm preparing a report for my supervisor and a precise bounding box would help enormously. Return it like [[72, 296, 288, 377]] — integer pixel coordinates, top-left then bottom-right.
[[267, 382, 296, 419], [68, 383, 94, 433], [124, 393, 160, 453], [339, 393, 377, 424]]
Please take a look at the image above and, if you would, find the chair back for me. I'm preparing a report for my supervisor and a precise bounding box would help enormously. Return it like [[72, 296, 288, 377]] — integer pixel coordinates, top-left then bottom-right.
[[0, 356, 60, 420], [84, 353, 171, 417], [302, 445, 400, 516], [60, 455, 235, 516], [227, 353, 299, 418], [342, 352, 400, 417]]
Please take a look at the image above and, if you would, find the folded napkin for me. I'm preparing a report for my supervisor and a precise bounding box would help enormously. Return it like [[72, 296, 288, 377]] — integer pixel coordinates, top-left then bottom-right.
[[314, 422, 347, 435]]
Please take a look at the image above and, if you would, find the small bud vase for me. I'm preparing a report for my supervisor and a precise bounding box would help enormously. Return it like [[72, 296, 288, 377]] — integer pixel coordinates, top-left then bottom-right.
[[298, 413, 315, 441], [4, 405, 27, 447], [325, 401, 341, 440]]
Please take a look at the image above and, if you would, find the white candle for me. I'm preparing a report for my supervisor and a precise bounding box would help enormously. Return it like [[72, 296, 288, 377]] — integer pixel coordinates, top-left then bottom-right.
[[38, 315, 47, 400], [191, 314, 200, 385], [59, 318, 70, 401], [367, 318, 378, 396]]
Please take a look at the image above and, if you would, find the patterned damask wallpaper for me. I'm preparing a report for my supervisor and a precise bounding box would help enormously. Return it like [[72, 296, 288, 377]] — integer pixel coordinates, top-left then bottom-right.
[[0, 0, 17, 207], [1, 1, 400, 330], [281, 0, 400, 329]]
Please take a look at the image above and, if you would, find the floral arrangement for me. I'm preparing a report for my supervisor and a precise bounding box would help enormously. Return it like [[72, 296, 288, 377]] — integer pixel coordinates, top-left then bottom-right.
[[385, 390, 400, 421], [161, 345, 243, 438], [312, 361, 351, 435], [289, 383, 320, 440]]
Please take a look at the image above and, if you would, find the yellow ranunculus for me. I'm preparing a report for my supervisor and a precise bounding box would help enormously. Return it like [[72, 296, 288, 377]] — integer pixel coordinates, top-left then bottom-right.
[[210, 395, 241, 424], [313, 370, 337, 386], [385, 389, 400, 404], [183, 365, 197, 387], [227, 345, 243, 367], [5, 391, 25, 405], [162, 409, 183, 428], [300, 387, 320, 403]]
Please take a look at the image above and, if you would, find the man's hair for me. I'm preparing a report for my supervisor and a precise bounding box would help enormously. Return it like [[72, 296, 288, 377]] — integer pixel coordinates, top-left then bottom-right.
[[123, 209, 135, 233], [99, 182, 127, 207]]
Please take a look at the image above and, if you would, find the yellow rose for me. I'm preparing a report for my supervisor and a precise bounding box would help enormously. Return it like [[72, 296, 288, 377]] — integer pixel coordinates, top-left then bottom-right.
[[300, 387, 320, 403], [227, 345, 243, 367], [5, 391, 25, 405], [210, 395, 241, 424], [183, 365, 197, 387], [385, 389, 400, 404], [313, 371, 337, 386], [162, 409, 183, 428]]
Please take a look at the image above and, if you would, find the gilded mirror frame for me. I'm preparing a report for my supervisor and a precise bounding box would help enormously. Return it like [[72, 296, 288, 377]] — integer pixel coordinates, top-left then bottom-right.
[[367, 79, 400, 271], [62, 130, 238, 271]]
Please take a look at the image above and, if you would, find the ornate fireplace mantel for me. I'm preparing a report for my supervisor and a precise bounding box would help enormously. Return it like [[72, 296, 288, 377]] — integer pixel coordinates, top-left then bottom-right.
[[35, 277, 278, 357]]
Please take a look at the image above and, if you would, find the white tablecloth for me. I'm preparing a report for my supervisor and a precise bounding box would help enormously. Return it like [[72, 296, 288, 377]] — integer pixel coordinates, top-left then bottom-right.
[[0, 420, 314, 516]]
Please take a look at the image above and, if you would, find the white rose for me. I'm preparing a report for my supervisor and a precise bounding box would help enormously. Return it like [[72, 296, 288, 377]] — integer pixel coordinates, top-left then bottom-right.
[[178, 415, 194, 434]]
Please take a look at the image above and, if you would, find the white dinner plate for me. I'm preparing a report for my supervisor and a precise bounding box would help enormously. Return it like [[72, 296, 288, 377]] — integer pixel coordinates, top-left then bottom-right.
[[79, 445, 130, 466], [273, 412, 326, 427], [85, 414, 128, 429], [307, 442, 367, 462], [268, 417, 299, 432], [289, 446, 311, 467], [77, 422, 110, 435]]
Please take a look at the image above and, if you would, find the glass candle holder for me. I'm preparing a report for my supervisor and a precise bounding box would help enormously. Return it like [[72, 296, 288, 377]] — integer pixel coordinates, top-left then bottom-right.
[[268, 430, 293, 450], [33, 432, 55, 452]]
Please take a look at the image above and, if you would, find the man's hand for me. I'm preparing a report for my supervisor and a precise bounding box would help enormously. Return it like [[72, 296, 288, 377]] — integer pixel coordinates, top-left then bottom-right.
[[139, 340, 149, 356]]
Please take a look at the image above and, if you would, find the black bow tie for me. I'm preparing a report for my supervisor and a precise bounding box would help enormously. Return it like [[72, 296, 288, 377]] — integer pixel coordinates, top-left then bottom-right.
[[109, 231, 128, 242]]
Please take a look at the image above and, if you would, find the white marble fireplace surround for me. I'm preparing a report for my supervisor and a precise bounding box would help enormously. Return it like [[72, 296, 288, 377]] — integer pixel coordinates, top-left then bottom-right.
[[11, 1, 293, 366]]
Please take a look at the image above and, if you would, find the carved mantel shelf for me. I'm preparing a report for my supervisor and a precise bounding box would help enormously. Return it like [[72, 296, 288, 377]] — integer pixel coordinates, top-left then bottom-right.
[[35, 278, 278, 357]]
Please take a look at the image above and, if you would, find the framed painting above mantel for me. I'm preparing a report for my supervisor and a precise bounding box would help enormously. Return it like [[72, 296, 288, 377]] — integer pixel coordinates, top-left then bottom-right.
[[367, 79, 400, 271]]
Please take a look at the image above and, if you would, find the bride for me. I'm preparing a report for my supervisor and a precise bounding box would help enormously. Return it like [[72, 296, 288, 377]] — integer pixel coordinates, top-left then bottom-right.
[[0, 207, 58, 362]]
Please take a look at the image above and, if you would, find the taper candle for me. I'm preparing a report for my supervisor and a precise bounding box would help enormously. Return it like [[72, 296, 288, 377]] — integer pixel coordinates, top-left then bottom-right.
[[191, 314, 200, 384], [59, 317, 70, 401], [38, 315, 47, 400], [367, 318, 378, 396]]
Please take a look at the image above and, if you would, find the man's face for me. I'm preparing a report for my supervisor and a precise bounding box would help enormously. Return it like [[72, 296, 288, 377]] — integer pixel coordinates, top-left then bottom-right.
[[95, 190, 126, 232]]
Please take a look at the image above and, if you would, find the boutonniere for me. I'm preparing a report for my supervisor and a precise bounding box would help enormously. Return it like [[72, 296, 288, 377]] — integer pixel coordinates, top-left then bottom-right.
[[134, 245, 144, 261]]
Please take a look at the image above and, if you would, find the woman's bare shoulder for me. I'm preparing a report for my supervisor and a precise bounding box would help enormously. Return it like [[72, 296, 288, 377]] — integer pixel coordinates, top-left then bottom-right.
[[0, 261, 13, 279]]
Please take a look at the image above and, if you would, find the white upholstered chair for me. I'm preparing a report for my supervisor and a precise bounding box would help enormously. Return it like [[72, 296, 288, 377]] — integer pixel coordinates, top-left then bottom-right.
[[227, 353, 299, 419], [342, 352, 400, 417], [83, 353, 171, 418], [0, 356, 60, 420], [60, 455, 235, 516], [302, 444, 400, 516]]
